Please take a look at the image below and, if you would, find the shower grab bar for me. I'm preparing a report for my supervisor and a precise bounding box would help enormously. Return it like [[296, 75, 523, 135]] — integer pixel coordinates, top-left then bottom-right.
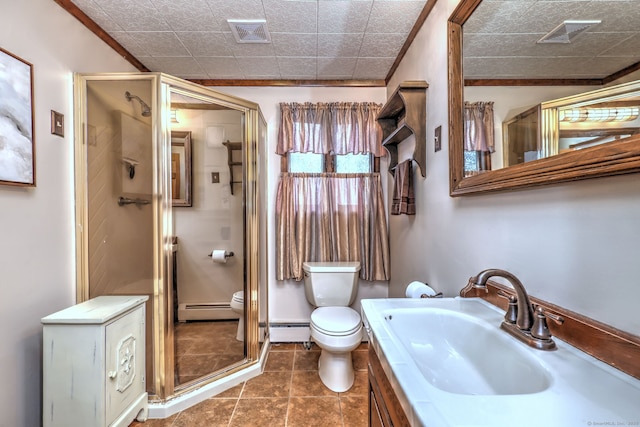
[[118, 196, 151, 207]]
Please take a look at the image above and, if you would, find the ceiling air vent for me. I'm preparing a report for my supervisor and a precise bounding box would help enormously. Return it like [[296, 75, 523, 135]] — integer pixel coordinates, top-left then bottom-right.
[[537, 20, 601, 44], [227, 19, 271, 44]]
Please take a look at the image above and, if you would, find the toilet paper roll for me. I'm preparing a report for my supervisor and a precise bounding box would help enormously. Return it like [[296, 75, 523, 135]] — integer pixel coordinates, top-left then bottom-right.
[[211, 249, 227, 264], [405, 281, 436, 298]]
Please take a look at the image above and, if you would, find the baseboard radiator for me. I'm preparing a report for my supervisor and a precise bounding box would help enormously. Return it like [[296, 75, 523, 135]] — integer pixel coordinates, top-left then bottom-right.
[[269, 322, 311, 343], [177, 303, 238, 322]]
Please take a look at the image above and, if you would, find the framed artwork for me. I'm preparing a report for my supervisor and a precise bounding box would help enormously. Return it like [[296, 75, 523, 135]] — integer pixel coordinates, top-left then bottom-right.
[[0, 47, 35, 187]]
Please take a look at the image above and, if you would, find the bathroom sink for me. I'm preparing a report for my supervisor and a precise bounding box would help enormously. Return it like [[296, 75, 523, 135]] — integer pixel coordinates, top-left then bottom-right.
[[381, 305, 551, 395], [361, 297, 640, 427]]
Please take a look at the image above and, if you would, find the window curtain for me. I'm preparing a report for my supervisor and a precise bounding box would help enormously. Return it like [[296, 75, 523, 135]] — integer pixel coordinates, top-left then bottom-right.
[[276, 102, 385, 156], [464, 101, 495, 152], [275, 173, 390, 282]]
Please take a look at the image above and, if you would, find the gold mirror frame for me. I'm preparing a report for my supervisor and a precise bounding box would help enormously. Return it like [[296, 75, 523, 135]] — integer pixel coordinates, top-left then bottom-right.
[[448, 0, 640, 197]]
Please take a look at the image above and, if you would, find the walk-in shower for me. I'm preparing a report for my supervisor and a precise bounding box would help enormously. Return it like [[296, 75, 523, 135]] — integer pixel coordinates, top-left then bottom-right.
[[125, 90, 151, 117], [74, 73, 268, 408]]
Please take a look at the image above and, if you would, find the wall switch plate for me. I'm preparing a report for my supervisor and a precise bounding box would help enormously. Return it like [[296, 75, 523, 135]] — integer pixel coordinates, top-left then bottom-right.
[[211, 172, 220, 183], [51, 110, 64, 137], [434, 125, 442, 152]]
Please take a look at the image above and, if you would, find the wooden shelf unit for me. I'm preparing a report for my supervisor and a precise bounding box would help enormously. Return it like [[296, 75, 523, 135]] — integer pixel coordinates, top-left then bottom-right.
[[222, 141, 242, 195], [377, 80, 428, 177]]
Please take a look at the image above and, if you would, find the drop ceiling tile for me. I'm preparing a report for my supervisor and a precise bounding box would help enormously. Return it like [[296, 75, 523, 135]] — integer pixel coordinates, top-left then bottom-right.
[[94, 0, 171, 31], [271, 33, 317, 57], [463, 1, 537, 35], [278, 57, 318, 78], [176, 32, 232, 56], [205, 0, 267, 29], [152, 0, 218, 31], [365, 1, 426, 34], [141, 56, 207, 77], [599, 1, 640, 32], [262, 0, 318, 33], [110, 32, 151, 57], [318, 33, 364, 57], [317, 57, 357, 76], [600, 33, 640, 57], [580, 56, 640, 77], [317, 0, 372, 33], [359, 33, 406, 57], [71, 0, 123, 32], [464, 32, 633, 59], [196, 56, 243, 77], [222, 33, 276, 57], [236, 56, 281, 78], [352, 57, 395, 79], [128, 32, 191, 57], [464, 56, 603, 80]]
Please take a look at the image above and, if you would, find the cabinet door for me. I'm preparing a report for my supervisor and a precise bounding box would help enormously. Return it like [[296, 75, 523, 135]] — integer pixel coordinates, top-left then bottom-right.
[[105, 306, 145, 423], [370, 390, 386, 427]]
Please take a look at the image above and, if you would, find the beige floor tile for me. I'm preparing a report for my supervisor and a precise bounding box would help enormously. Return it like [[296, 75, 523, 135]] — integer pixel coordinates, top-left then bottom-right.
[[352, 350, 369, 371], [293, 348, 320, 371], [286, 397, 343, 427], [172, 398, 237, 427], [340, 370, 368, 397], [265, 350, 295, 371], [230, 397, 289, 427], [291, 370, 338, 397], [341, 395, 368, 427], [270, 342, 297, 352], [241, 371, 292, 398]]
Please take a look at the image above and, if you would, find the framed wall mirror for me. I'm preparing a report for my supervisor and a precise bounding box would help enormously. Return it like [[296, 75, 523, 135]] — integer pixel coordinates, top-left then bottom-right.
[[448, 0, 640, 196], [171, 131, 192, 207]]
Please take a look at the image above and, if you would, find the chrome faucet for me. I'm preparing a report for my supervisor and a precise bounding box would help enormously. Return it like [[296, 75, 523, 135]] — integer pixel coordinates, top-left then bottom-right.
[[468, 268, 557, 351]]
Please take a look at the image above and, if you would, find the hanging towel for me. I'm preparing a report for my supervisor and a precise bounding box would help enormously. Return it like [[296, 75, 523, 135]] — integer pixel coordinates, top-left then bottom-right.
[[391, 159, 415, 215]]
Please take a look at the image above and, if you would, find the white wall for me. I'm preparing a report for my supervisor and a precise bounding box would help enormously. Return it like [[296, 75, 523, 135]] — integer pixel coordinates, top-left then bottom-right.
[[387, 0, 640, 336], [210, 86, 389, 339], [0, 1, 136, 425]]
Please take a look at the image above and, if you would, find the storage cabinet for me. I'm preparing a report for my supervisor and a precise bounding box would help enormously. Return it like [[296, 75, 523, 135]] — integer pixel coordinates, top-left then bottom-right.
[[42, 295, 149, 427], [368, 346, 410, 427], [377, 81, 428, 177]]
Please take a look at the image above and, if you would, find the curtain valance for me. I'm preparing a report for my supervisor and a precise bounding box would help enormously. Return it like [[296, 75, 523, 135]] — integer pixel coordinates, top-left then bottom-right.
[[276, 102, 385, 157]]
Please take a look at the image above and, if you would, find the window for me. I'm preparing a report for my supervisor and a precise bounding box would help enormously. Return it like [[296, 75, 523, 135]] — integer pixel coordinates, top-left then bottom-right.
[[286, 152, 376, 173]]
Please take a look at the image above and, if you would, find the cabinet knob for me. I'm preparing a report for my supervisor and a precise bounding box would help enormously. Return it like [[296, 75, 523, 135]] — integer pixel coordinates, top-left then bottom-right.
[[108, 370, 117, 379]]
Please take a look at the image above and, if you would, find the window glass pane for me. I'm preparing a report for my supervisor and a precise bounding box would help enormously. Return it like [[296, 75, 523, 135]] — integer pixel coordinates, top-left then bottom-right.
[[335, 153, 371, 173], [463, 150, 479, 173], [288, 152, 324, 173]]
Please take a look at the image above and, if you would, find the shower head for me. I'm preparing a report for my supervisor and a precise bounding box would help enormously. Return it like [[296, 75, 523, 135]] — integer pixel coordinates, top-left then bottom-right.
[[125, 91, 152, 117]]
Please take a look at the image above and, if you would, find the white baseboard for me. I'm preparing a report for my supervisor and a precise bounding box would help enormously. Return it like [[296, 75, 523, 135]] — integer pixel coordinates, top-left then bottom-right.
[[269, 323, 311, 343], [177, 303, 238, 322]]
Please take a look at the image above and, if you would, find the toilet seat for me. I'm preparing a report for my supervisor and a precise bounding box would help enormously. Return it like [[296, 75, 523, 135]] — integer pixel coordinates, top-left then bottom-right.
[[310, 307, 361, 336]]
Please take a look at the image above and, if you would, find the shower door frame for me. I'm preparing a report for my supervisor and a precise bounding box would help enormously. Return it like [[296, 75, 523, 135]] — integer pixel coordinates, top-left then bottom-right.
[[73, 72, 265, 402]]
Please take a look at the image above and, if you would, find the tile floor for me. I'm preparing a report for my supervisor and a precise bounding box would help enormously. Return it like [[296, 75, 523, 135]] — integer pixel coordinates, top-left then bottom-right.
[[174, 320, 245, 386], [130, 342, 369, 427]]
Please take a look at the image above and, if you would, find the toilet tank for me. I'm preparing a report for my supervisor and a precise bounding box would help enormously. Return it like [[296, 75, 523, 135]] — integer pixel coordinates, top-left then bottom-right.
[[302, 261, 361, 307]]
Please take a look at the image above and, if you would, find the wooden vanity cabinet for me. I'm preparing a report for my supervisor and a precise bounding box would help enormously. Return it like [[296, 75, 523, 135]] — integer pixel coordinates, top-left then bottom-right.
[[368, 346, 410, 427]]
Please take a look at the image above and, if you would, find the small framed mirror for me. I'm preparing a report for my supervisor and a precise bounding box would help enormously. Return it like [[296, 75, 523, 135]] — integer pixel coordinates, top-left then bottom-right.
[[171, 131, 192, 207]]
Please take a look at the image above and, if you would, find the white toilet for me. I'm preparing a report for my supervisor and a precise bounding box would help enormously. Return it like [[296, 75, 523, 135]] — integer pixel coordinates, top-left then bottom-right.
[[229, 290, 244, 341], [303, 261, 363, 392]]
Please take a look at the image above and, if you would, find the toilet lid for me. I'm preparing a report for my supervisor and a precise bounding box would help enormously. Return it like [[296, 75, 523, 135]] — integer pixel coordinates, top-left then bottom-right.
[[232, 291, 244, 302], [311, 307, 361, 336]]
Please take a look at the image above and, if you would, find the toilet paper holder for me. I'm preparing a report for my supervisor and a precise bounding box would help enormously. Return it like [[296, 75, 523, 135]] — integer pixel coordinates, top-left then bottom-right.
[[207, 251, 234, 258]]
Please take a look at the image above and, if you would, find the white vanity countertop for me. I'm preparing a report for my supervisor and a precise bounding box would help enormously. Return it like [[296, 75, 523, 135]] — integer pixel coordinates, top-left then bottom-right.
[[361, 298, 640, 427]]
